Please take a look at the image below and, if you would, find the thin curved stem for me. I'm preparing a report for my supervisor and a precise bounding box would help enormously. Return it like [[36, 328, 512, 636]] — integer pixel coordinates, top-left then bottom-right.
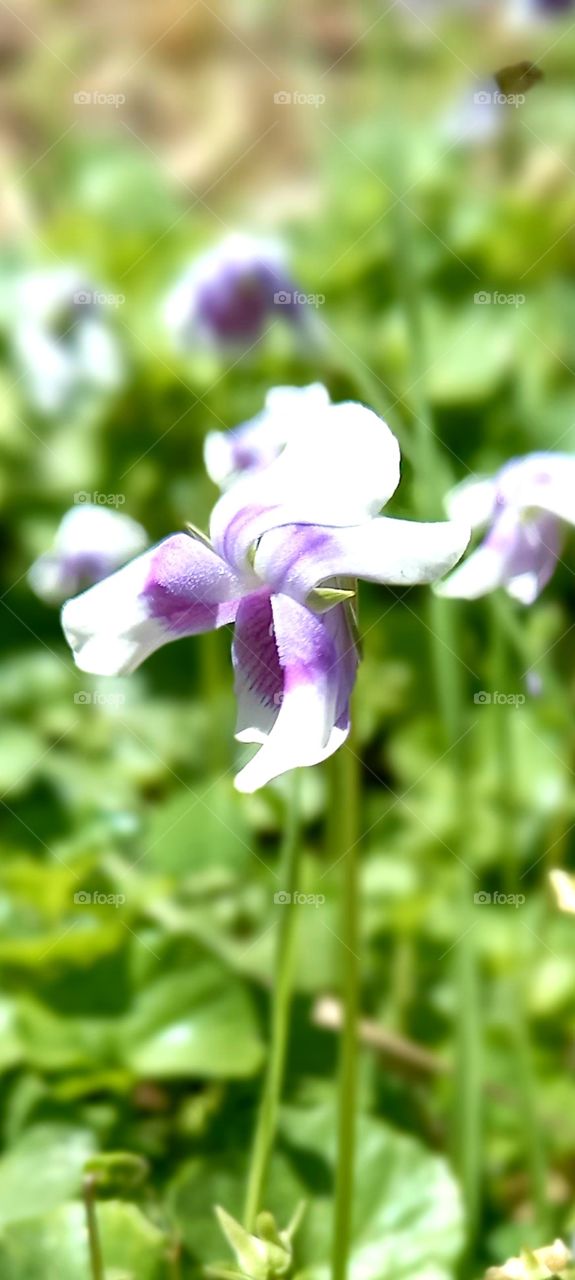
[[84, 1175, 104, 1280], [243, 771, 301, 1231], [489, 594, 548, 1235], [388, 123, 483, 1251]]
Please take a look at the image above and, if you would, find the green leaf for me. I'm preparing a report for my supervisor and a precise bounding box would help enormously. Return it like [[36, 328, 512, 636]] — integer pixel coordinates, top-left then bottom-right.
[[280, 1103, 464, 1280], [0, 1125, 95, 1227], [169, 1104, 463, 1280], [121, 965, 265, 1078], [143, 779, 253, 879], [0, 1200, 169, 1279]]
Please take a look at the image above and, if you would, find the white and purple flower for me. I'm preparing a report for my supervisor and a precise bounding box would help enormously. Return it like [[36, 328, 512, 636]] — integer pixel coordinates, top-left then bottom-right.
[[10, 267, 123, 415], [61, 402, 469, 792], [204, 383, 330, 489], [505, 0, 574, 24], [29, 504, 148, 605], [164, 233, 304, 350], [438, 453, 575, 604]]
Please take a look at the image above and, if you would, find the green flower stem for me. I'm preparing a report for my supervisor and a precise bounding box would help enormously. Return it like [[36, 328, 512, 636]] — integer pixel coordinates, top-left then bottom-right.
[[244, 771, 301, 1232], [331, 729, 361, 1280], [83, 1175, 104, 1280], [489, 593, 548, 1235], [389, 131, 483, 1247]]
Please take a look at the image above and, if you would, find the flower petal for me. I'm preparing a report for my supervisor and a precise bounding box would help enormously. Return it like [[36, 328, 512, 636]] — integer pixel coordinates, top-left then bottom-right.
[[232, 591, 283, 745], [252, 517, 470, 604], [204, 383, 330, 489], [504, 512, 562, 604], [62, 533, 242, 675], [234, 596, 357, 793], [210, 402, 401, 575], [498, 452, 575, 526], [436, 544, 505, 599], [444, 476, 497, 529], [438, 507, 562, 603]]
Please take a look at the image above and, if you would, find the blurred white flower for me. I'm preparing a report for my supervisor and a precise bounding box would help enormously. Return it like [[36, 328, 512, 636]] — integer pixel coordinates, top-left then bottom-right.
[[486, 1237, 572, 1279], [11, 267, 123, 414]]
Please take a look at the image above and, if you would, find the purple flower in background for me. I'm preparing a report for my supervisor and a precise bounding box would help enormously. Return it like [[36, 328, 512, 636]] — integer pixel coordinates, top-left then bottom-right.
[[29, 504, 148, 605], [438, 453, 575, 604], [164, 233, 304, 350], [204, 383, 330, 488], [505, 0, 574, 21], [61, 402, 469, 792]]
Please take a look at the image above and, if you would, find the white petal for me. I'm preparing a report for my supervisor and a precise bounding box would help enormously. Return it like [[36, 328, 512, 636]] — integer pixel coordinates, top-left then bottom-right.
[[444, 476, 497, 530], [204, 383, 330, 489], [499, 454, 575, 527], [210, 402, 401, 574], [234, 595, 356, 793], [62, 555, 164, 675], [254, 516, 471, 603], [436, 545, 504, 599], [57, 505, 147, 559], [235, 696, 348, 793]]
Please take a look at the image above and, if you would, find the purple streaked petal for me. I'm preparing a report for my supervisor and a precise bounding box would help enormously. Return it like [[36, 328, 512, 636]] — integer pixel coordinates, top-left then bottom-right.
[[210, 402, 402, 575], [62, 533, 242, 676], [503, 512, 562, 603], [234, 596, 358, 793], [253, 517, 470, 605], [232, 591, 283, 745]]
